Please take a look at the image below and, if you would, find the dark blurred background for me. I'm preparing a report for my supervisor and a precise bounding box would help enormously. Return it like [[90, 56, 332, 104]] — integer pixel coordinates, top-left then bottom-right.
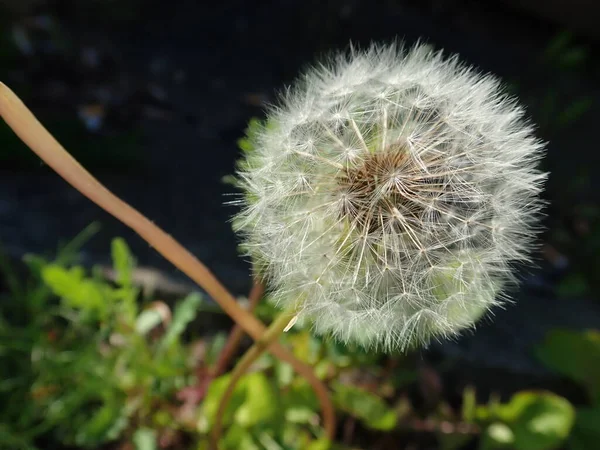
[[1, 0, 600, 392]]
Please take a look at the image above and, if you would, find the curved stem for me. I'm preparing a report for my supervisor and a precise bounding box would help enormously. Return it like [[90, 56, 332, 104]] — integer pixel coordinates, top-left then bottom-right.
[[0, 82, 336, 440], [211, 310, 294, 449], [213, 280, 264, 377]]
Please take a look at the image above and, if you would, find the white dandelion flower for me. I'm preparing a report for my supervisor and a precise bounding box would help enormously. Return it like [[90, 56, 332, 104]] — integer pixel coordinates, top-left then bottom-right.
[[232, 42, 547, 351]]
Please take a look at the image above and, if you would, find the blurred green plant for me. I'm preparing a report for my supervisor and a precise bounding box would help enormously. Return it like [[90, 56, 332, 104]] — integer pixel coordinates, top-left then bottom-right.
[[472, 390, 575, 450], [535, 329, 600, 450], [1, 229, 598, 450], [0, 230, 207, 449]]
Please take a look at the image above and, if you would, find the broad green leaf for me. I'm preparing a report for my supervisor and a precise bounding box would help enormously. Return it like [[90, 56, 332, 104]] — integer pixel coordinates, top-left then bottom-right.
[[201, 374, 247, 430], [510, 392, 574, 450], [534, 329, 600, 403], [158, 293, 203, 351], [282, 380, 319, 426], [221, 423, 259, 450], [132, 428, 157, 450], [202, 371, 280, 437], [481, 391, 575, 450], [234, 372, 279, 428], [332, 382, 397, 431], [305, 438, 332, 450], [568, 406, 600, 450], [480, 422, 515, 449]]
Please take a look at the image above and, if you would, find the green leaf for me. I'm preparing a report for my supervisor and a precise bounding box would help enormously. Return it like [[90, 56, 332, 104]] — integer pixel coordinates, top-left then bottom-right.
[[234, 372, 279, 428], [111, 238, 135, 288], [221, 423, 259, 450], [282, 380, 319, 426], [158, 293, 203, 351], [555, 273, 590, 297], [557, 48, 588, 69], [511, 393, 574, 450], [332, 382, 397, 431], [480, 422, 515, 449], [274, 360, 294, 387], [534, 329, 600, 403], [462, 386, 477, 423], [305, 439, 332, 450], [201, 371, 281, 441], [75, 402, 128, 446], [133, 428, 157, 450], [202, 374, 248, 430], [56, 223, 101, 265], [0, 423, 38, 450], [569, 406, 600, 450], [41, 264, 106, 316], [481, 391, 575, 450], [557, 98, 593, 128], [542, 32, 572, 62]]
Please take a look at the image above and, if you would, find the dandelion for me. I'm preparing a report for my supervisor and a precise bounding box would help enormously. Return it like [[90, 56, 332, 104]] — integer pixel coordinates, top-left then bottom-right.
[[232, 42, 547, 351]]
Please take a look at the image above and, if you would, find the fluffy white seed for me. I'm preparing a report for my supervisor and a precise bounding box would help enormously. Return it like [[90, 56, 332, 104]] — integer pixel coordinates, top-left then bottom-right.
[[232, 42, 547, 351]]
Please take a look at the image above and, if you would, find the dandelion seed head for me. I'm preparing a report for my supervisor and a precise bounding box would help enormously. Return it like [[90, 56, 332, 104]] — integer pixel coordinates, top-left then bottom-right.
[[232, 42, 547, 351]]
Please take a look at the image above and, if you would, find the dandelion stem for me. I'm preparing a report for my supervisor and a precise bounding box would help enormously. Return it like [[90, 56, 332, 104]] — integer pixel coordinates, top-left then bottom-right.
[[212, 279, 265, 377], [211, 309, 296, 449]]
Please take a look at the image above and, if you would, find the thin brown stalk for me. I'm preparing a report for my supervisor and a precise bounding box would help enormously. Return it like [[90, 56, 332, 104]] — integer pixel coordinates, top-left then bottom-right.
[[0, 82, 335, 440], [213, 279, 264, 377]]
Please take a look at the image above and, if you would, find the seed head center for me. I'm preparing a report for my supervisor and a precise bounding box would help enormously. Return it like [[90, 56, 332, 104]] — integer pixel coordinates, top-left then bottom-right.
[[337, 146, 421, 232]]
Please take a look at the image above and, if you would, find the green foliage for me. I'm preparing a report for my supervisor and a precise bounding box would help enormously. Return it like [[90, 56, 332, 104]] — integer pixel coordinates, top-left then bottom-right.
[[534, 329, 600, 450], [509, 30, 593, 137], [534, 329, 600, 404], [541, 31, 589, 70], [159, 293, 203, 353], [332, 382, 397, 431], [199, 371, 328, 449], [0, 233, 206, 449], [1, 230, 598, 450], [133, 428, 158, 450], [476, 391, 575, 450], [569, 406, 600, 450]]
